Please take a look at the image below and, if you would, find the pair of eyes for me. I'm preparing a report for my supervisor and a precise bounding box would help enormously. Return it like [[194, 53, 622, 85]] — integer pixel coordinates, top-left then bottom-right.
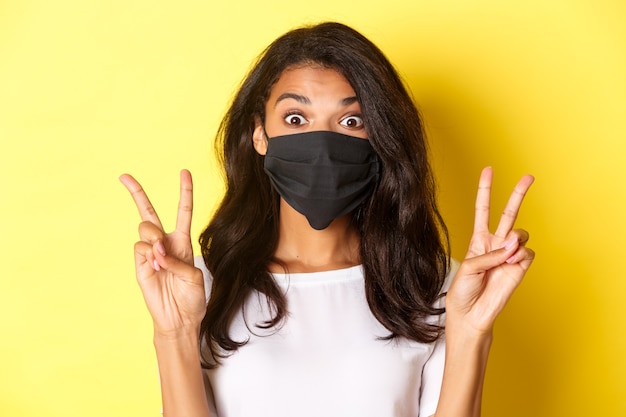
[[284, 112, 364, 129]]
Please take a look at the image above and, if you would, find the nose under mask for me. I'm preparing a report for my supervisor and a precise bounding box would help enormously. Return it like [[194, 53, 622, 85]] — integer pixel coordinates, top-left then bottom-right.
[[263, 130, 380, 230]]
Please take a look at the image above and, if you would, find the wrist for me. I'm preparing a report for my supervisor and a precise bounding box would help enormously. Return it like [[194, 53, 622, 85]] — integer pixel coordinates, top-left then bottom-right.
[[153, 329, 202, 371], [153, 326, 200, 347], [445, 322, 493, 354], [152, 327, 209, 417], [436, 327, 492, 417]]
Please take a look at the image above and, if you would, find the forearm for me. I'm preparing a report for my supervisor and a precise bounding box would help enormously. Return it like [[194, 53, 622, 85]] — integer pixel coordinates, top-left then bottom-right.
[[154, 330, 211, 417], [433, 329, 492, 417]]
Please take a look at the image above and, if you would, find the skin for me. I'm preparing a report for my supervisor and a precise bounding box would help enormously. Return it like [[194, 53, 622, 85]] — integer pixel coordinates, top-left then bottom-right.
[[252, 65, 368, 273], [120, 65, 535, 417]]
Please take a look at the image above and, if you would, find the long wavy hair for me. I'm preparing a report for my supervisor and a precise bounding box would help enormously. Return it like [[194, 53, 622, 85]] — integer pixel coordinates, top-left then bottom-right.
[[199, 22, 449, 368]]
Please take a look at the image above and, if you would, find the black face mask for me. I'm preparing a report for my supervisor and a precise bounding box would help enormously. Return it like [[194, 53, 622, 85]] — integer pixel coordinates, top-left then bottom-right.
[[263, 130, 380, 230]]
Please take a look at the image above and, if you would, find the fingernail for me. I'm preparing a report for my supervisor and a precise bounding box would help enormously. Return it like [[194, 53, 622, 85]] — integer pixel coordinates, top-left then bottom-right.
[[156, 240, 166, 257], [506, 254, 516, 264], [501, 237, 517, 250], [153, 259, 161, 271]]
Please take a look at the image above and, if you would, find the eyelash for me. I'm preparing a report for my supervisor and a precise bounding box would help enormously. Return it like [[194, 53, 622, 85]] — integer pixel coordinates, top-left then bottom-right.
[[340, 115, 364, 128], [283, 111, 307, 126], [281, 111, 365, 129]]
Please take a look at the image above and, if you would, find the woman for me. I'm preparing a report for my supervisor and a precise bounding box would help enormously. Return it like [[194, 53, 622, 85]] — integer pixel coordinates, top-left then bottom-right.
[[120, 22, 534, 417]]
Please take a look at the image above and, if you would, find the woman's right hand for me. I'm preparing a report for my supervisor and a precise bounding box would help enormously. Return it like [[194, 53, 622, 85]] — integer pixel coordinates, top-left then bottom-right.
[[120, 169, 206, 338]]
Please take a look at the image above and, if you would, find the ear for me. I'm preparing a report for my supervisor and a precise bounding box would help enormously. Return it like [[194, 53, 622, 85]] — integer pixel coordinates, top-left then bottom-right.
[[252, 117, 268, 155]]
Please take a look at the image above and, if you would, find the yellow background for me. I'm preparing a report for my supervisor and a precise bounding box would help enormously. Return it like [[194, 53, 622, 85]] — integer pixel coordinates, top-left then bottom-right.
[[1, 0, 624, 416]]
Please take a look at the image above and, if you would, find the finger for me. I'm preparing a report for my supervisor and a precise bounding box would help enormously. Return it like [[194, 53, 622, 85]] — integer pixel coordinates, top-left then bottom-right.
[[153, 241, 204, 285], [494, 174, 534, 238], [517, 247, 535, 271], [506, 246, 535, 269], [119, 174, 164, 229], [134, 241, 160, 272], [138, 221, 166, 244], [473, 167, 493, 234], [504, 229, 530, 247], [175, 169, 193, 236], [462, 240, 519, 274]]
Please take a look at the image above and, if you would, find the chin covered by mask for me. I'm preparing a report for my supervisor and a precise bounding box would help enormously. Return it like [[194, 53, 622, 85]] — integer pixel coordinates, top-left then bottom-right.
[[263, 130, 380, 230]]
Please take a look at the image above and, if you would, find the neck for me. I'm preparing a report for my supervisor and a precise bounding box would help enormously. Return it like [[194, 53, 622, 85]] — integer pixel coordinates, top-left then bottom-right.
[[269, 199, 361, 273]]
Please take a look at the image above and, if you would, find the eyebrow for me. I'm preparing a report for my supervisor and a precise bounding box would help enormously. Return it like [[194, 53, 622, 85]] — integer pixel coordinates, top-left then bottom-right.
[[273, 93, 359, 108], [340, 96, 359, 106], [274, 93, 310, 107]]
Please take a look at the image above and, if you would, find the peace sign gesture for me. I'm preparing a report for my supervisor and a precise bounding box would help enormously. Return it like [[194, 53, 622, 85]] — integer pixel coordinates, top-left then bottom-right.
[[445, 167, 536, 336], [119, 170, 206, 338]]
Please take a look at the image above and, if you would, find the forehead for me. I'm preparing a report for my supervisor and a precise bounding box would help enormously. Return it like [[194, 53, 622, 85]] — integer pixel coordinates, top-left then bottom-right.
[[268, 65, 356, 99]]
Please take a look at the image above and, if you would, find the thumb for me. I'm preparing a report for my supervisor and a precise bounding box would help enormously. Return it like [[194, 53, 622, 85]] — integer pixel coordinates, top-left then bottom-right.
[[152, 240, 203, 285], [463, 238, 519, 274]]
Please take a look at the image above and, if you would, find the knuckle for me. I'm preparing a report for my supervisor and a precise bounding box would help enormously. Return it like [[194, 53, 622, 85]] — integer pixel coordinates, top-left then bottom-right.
[[134, 241, 151, 253], [515, 246, 535, 260], [178, 201, 193, 212], [144, 204, 157, 216], [138, 221, 164, 238], [511, 228, 530, 241], [192, 267, 205, 283], [501, 208, 517, 218]]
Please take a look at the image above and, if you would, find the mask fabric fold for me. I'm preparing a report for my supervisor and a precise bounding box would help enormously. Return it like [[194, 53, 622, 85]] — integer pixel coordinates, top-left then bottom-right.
[[264, 130, 380, 230]]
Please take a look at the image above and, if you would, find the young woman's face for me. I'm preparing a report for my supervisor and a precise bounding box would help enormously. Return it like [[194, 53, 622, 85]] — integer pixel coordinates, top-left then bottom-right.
[[253, 65, 367, 153]]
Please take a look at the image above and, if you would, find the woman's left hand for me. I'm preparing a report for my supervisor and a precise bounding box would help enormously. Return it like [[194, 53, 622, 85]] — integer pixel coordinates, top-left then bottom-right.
[[446, 167, 535, 337]]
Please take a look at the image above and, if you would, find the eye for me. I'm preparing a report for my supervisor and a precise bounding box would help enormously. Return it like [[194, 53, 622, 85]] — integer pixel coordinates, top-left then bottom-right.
[[284, 113, 307, 126], [340, 115, 364, 129]]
